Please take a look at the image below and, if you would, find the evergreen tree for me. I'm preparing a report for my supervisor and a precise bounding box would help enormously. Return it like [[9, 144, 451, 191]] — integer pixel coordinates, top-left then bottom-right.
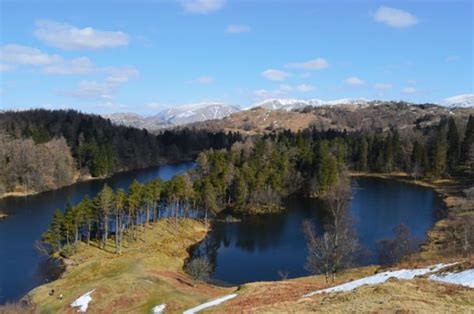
[[95, 184, 114, 249], [42, 209, 64, 253], [433, 126, 448, 178], [447, 117, 460, 173], [114, 189, 127, 254], [461, 115, 474, 168]]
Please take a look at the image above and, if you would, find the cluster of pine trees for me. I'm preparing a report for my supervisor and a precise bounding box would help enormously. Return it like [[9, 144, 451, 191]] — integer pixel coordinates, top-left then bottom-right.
[[349, 115, 473, 178], [42, 175, 200, 256]]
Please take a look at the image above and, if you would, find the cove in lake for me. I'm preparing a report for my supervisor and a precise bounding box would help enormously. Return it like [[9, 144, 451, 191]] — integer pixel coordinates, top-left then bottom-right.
[[190, 177, 445, 285], [0, 162, 195, 304]]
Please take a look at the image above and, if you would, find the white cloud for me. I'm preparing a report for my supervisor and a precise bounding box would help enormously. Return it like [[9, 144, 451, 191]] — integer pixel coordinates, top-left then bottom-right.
[[42, 57, 96, 75], [105, 66, 139, 85], [295, 84, 314, 92], [61, 66, 138, 101], [181, 0, 226, 14], [446, 55, 461, 62], [254, 88, 285, 99], [285, 58, 329, 70], [373, 6, 419, 28], [255, 83, 314, 99], [402, 87, 417, 94], [0, 44, 62, 65], [0, 44, 97, 75], [189, 75, 214, 84], [262, 69, 290, 81], [344, 76, 365, 86], [279, 84, 293, 92], [34, 20, 129, 50], [0, 63, 16, 72], [407, 79, 417, 85], [374, 83, 392, 90], [226, 24, 251, 33]]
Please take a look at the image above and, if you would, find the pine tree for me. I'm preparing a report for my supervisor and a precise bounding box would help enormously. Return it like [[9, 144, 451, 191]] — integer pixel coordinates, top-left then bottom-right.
[[433, 125, 448, 178], [461, 115, 474, 168], [447, 117, 460, 173], [80, 196, 94, 246], [127, 180, 142, 240], [114, 189, 126, 254], [95, 184, 114, 249], [42, 208, 64, 253]]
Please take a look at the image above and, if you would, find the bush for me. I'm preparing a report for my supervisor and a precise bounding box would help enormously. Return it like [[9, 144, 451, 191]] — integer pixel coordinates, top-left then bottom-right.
[[59, 244, 77, 258], [185, 257, 212, 283]]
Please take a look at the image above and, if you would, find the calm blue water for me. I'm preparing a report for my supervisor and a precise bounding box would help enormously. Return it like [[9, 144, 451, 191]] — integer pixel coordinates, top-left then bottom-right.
[[0, 162, 195, 304], [191, 177, 444, 285]]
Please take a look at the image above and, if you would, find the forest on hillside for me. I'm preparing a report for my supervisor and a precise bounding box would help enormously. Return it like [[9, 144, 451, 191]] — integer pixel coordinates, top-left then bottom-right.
[[0, 109, 241, 196]]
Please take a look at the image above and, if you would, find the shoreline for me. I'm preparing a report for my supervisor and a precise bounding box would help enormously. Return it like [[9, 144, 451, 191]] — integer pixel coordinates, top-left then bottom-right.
[[350, 171, 473, 257], [0, 158, 195, 200]]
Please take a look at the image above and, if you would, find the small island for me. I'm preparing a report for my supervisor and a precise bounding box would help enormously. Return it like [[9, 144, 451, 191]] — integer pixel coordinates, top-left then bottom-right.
[[0, 211, 8, 220]]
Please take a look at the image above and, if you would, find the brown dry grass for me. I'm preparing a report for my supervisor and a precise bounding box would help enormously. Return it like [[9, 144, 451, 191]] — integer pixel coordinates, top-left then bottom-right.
[[27, 219, 234, 313]]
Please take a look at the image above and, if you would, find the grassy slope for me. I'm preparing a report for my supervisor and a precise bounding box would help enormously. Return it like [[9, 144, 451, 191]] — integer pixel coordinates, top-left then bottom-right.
[[209, 260, 474, 313], [27, 219, 233, 313]]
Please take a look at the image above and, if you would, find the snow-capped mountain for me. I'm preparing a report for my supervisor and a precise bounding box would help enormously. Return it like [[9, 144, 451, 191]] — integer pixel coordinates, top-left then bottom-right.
[[105, 103, 240, 130], [251, 98, 370, 111], [157, 102, 241, 125], [441, 94, 474, 108]]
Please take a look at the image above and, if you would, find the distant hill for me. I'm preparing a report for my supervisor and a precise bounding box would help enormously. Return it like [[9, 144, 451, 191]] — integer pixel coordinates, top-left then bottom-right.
[[191, 101, 474, 134], [105, 96, 473, 132]]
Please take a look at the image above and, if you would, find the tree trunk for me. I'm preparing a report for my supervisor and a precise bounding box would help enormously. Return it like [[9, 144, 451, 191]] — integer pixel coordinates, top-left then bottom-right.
[[115, 207, 119, 254]]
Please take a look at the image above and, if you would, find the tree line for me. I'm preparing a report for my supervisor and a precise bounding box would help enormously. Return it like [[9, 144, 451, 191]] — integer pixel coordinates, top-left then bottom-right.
[[0, 109, 241, 196]]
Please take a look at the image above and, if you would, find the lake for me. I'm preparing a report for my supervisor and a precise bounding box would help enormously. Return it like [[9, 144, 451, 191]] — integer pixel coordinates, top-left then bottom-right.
[[0, 162, 195, 304], [190, 177, 444, 285], [0, 170, 443, 303]]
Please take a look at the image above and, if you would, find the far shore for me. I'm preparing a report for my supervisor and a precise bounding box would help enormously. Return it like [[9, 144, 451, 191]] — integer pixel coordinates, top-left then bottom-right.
[[350, 170, 473, 258]]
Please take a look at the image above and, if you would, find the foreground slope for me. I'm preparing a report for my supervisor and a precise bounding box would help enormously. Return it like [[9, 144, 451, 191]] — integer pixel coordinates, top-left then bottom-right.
[[208, 261, 474, 313], [26, 220, 232, 313]]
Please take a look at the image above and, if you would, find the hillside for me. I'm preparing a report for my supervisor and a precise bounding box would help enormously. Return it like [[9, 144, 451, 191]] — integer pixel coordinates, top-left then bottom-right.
[[192, 102, 474, 134], [25, 219, 232, 313], [0, 110, 239, 198]]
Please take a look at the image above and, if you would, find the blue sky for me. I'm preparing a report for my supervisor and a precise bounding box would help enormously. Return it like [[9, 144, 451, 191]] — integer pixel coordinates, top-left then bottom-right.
[[0, 0, 472, 114]]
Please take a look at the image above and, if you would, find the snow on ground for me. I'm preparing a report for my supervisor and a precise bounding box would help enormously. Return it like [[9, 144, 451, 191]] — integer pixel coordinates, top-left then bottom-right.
[[151, 304, 166, 313], [70, 289, 96, 312], [303, 263, 457, 297], [183, 294, 238, 314], [430, 269, 474, 288]]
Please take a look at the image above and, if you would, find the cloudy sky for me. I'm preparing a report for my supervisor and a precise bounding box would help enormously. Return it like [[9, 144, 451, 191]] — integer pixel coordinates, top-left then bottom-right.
[[0, 0, 472, 114]]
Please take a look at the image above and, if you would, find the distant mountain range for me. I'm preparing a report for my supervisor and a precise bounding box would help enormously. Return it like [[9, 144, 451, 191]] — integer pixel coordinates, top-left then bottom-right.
[[104, 103, 240, 130], [250, 98, 371, 111], [441, 94, 474, 108], [104, 94, 473, 130]]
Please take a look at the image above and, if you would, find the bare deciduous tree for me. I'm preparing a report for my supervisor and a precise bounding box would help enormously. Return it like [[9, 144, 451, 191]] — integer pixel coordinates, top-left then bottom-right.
[[303, 173, 359, 282], [377, 224, 419, 265], [185, 257, 213, 286]]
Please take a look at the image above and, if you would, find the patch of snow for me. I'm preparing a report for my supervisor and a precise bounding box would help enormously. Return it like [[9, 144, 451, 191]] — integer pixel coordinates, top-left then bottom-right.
[[250, 98, 370, 111], [303, 263, 456, 297], [429, 269, 474, 288], [70, 289, 96, 313], [441, 94, 474, 108], [183, 293, 238, 314], [152, 304, 166, 313]]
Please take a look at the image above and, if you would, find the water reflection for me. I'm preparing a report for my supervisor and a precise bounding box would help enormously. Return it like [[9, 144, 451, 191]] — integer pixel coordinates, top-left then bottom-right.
[[190, 177, 443, 285]]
